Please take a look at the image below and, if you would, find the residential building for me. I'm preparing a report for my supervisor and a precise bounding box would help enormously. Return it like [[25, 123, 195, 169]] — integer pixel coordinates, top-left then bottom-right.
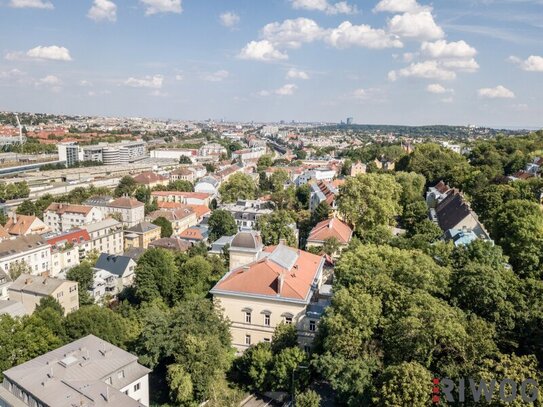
[[133, 171, 168, 188], [45, 229, 92, 273], [5, 214, 50, 236], [195, 176, 219, 196], [426, 180, 451, 208], [86, 196, 145, 228], [145, 208, 197, 236], [309, 181, 339, 212], [198, 143, 227, 157], [306, 217, 353, 254], [444, 228, 479, 247], [44, 203, 103, 233], [231, 147, 266, 162], [0, 334, 151, 406], [211, 232, 329, 352], [295, 168, 336, 186], [209, 235, 235, 254], [0, 235, 51, 277], [170, 167, 194, 183], [221, 200, 273, 231], [57, 142, 80, 167], [8, 274, 78, 315], [374, 155, 395, 171], [0, 270, 11, 301], [350, 161, 366, 176], [0, 226, 9, 241], [0, 300, 27, 318], [178, 226, 209, 244], [151, 191, 211, 207], [83, 218, 124, 255], [94, 253, 137, 293], [124, 222, 161, 250], [89, 268, 118, 302]]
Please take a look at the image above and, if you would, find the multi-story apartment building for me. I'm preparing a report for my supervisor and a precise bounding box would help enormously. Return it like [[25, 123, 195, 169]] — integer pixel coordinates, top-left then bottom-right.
[[295, 168, 336, 186], [44, 203, 103, 233], [169, 167, 195, 183], [57, 141, 147, 166], [151, 191, 211, 207], [220, 200, 273, 231], [0, 335, 150, 406], [210, 231, 330, 352], [145, 208, 197, 236], [124, 222, 161, 250], [45, 229, 90, 277], [231, 147, 266, 162], [83, 218, 124, 255], [198, 143, 227, 157], [85, 196, 145, 228], [0, 235, 51, 277], [8, 274, 79, 315]]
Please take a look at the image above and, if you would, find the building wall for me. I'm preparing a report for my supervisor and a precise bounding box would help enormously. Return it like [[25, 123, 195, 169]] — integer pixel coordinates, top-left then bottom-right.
[[214, 294, 315, 352], [9, 281, 79, 316], [120, 374, 150, 407], [104, 206, 145, 228], [172, 214, 198, 235], [50, 247, 80, 277], [229, 249, 259, 270], [88, 226, 124, 255], [44, 207, 103, 233], [0, 246, 51, 277]]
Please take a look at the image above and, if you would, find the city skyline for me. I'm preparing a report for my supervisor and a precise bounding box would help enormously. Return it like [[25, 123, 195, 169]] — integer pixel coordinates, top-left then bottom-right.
[[0, 0, 542, 127]]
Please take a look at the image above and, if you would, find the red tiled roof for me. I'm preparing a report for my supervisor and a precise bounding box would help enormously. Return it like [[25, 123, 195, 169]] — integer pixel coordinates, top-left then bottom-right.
[[213, 245, 323, 301], [133, 172, 167, 184], [45, 203, 94, 215], [5, 215, 47, 236], [146, 207, 195, 222], [46, 229, 90, 246], [307, 217, 353, 245], [187, 204, 210, 219], [179, 227, 205, 241], [157, 201, 184, 210], [108, 197, 144, 209], [0, 224, 10, 239], [151, 191, 210, 200]]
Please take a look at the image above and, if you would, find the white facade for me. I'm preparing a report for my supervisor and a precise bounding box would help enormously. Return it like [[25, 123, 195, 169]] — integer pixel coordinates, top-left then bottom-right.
[[84, 219, 124, 255], [44, 205, 104, 233], [150, 149, 194, 160], [295, 168, 336, 186], [0, 236, 51, 277], [50, 246, 80, 278]]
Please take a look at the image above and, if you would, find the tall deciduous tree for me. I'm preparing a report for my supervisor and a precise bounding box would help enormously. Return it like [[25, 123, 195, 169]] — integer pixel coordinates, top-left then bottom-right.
[[135, 248, 178, 305], [219, 173, 257, 203], [152, 216, 173, 238], [255, 210, 297, 247], [208, 209, 237, 242]]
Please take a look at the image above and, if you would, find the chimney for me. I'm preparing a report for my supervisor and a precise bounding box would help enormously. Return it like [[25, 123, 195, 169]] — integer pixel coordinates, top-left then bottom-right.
[[278, 272, 284, 295]]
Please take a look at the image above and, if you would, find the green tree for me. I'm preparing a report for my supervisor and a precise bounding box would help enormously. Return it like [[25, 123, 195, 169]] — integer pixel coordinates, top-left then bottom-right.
[[152, 216, 173, 238], [256, 210, 297, 246], [236, 342, 273, 392], [8, 261, 32, 281], [134, 186, 151, 204], [135, 248, 178, 305], [167, 363, 194, 405], [271, 323, 299, 355], [167, 180, 193, 192], [374, 362, 432, 407], [66, 263, 95, 306], [219, 173, 257, 203], [208, 209, 237, 242], [270, 347, 308, 391], [257, 155, 274, 171], [296, 185, 311, 210], [337, 173, 402, 232], [395, 172, 426, 204], [311, 201, 331, 225], [322, 237, 341, 256], [114, 176, 137, 197], [179, 155, 192, 164], [270, 169, 289, 192], [296, 390, 321, 407], [175, 256, 213, 301], [16, 200, 36, 216]]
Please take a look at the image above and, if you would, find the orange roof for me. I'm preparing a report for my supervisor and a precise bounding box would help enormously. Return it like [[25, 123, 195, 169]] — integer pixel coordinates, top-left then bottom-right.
[[151, 191, 210, 200], [212, 245, 323, 301], [179, 227, 206, 241], [331, 178, 345, 188], [45, 203, 94, 215], [187, 204, 210, 219], [108, 197, 144, 209], [307, 217, 353, 245], [146, 207, 195, 222], [5, 215, 48, 236], [157, 201, 184, 210], [46, 229, 90, 246], [0, 224, 9, 239], [133, 172, 167, 184]]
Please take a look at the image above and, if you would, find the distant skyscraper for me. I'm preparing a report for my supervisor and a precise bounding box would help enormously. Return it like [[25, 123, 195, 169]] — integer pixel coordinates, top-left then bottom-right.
[[346, 117, 354, 125]]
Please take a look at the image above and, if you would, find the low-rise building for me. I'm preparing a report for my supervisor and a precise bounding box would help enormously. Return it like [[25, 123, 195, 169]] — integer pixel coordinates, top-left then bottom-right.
[[5, 214, 50, 236], [0, 235, 51, 277], [124, 222, 161, 250], [146, 208, 197, 236], [133, 171, 168, 188], [195, 176, 220, 196], [306, 217, 353, 255], [221, 200, 273, 231], [86, 196, 145, 228], [8, 274, 78, 315], [211, 232, 329, 352], [309, 180, 339, 212], [151, 191, 211, 207], [148, 237, 192, 252], [178, 226, 209, 244], [44, 203, 103, 233], [231, 147, 266, 162], [0, 334, 151, 406], [295, 168, 336, 186], [350, 161, 366, 176], [83, 218, 124, 256], [170, 167, 195, 183], [0, 270, 11, 301], [94, 253, 137, 293]]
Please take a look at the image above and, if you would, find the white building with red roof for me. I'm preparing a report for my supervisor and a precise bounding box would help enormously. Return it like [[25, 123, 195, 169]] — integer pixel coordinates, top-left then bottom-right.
[[306, 217, 353, 256], [44, 203, 103, 233], [210, 231, 331, 352]]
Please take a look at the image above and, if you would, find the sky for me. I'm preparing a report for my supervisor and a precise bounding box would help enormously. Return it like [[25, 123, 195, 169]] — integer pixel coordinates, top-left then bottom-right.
[[0, 0, 541, 127]]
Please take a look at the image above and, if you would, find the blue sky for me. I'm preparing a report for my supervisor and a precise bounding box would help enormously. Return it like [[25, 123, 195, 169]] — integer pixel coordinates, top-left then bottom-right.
[[0, 0, 541, 127]]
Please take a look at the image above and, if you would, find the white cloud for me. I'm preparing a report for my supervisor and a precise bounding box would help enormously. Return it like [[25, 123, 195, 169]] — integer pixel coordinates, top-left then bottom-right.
[[275, 84, 297, 95], [39, 75, 61, 85], [286, 68, 309, 80], [79, 80, 93, 86], [9, 0, 53, 9], [290, 0, 357, 15], [426, 83, 453, 94], [389, 60, 456, 81], [352, 88, 368, 99], [478, 85, 515, 99], [388, 11, 444, 40], [373, 0, 426, 13], [26, 45, 72, 61], [324, 21, 403, 49], [175, 74, 184, 81], [88, 0, 117, 22], [140, 0, 182, 15], [238, 40, 288, 61], [262, 18, 323, 48], [421, 40, 477, 59], [441, 58, 479, 72], [124, 75, 164, 89], [509, 55, 543, 72], [202, 70, 229, 82], [0, 69, 25, 79], [220, 11, 240, 28]]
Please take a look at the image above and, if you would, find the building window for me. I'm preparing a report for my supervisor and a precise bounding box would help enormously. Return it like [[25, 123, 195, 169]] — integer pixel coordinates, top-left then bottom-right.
[[245, 311, 252, 324], [106, 377, 112, 385], [134, 383, 140, 392], [57, 292, 64, 298], [285, 316, 292, 325], [309, 320, 316, 332], [264, 314, 270, 326], [118, 370, 125, 379], [264, 338, 271, 342], [124, 390, 129, 395], [245, 335, 251, 345]]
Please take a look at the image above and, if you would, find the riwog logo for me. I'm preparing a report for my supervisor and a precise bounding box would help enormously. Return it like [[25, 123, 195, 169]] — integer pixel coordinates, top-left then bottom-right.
[[432, 377, 539, 403]]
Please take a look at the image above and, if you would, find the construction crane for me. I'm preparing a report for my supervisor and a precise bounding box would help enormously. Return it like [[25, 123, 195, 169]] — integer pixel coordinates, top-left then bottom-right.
[[0, 113, 26, 147]]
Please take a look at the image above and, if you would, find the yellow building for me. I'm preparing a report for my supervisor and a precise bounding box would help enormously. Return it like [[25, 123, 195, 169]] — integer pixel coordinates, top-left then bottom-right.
[[210, 232, 331, 353], [124, 221, 162, 250]]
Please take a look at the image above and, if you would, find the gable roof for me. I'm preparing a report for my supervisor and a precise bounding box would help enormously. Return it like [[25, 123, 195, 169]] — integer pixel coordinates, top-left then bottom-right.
[[46, 229, 91, 246], [148, 237, 192, 251], [212, 244, 324, 302], [0, 234, 48, 258], [146, 207, 195, 222], [307, 217, 353, 245], [133, 171, 167, 184], [178, 226, 209, 241], [95, 253, 134, 277], [125, 222, 160, 234], [435, 190, 472, 231], [45, 203, 94, 215], [0, 224, 9, 240], [9, 273, 72, 296], [107, 197, 144, 209], [5, 215, 48, 236]]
